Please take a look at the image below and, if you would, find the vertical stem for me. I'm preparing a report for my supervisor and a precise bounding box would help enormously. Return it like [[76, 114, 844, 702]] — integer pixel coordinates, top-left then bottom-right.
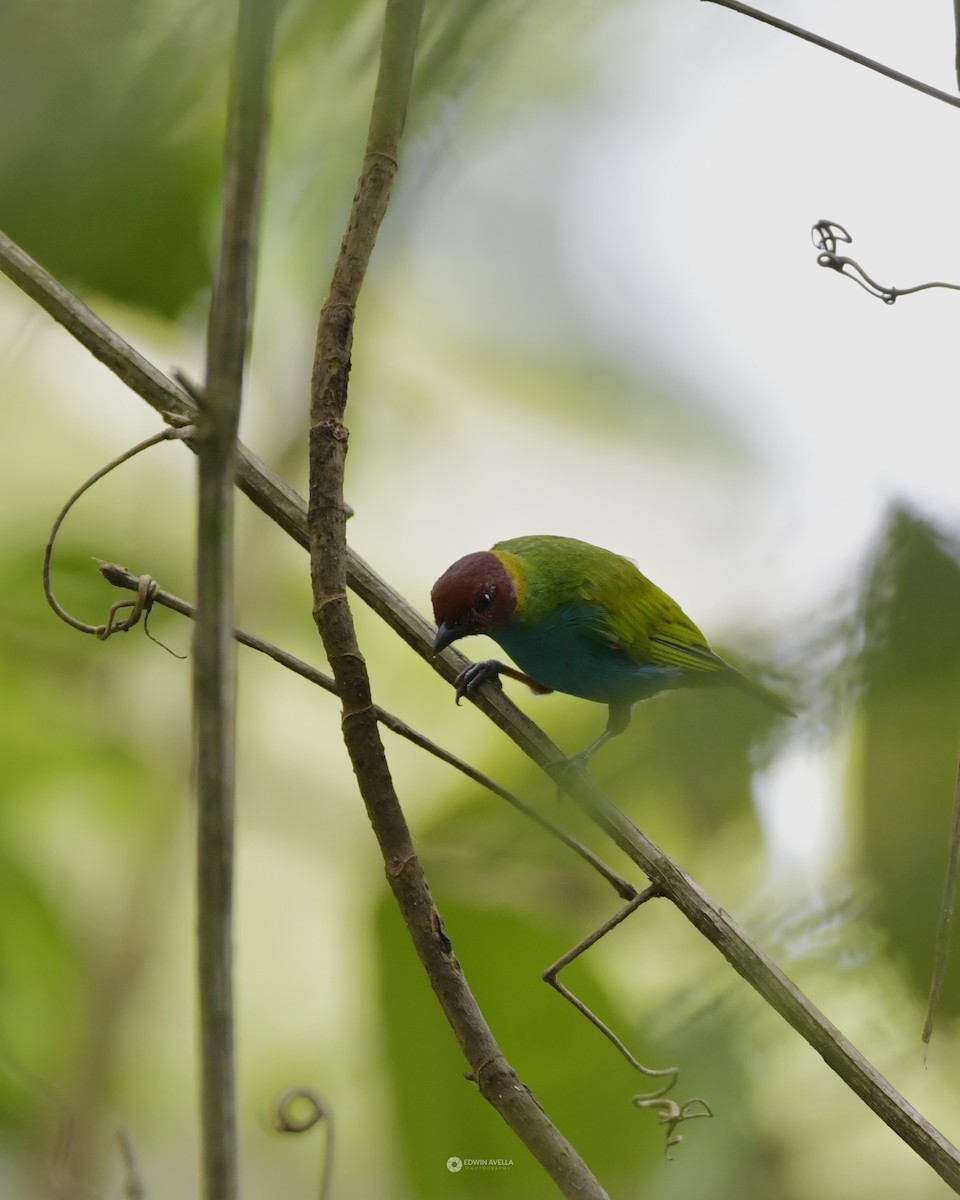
[[955, 0, 960, 93], [307, 3, 610, 1197], [195, 3, 275, 1199]]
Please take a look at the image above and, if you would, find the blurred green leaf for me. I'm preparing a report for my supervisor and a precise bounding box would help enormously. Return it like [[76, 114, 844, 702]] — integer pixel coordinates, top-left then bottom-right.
[[0, 1, 224, 315], [0, 858, 87, 1134], [855, 506, 960, 1014]]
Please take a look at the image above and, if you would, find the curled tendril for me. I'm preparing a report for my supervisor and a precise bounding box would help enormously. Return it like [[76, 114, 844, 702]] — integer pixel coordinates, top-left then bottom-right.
[[43, 421, 192, 655], [272, 1088, 335, 1200], [271, 1086, 332, 1134], [811, 218, 960, 305], [632, 1094, 713, 1157], [811, 218, 852, 256]]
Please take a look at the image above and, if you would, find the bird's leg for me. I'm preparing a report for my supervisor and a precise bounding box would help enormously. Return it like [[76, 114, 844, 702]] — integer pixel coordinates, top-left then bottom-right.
[[554, 705, 632, 798], [568, 728, 614, 773], [453, 660, 551, 705], [567, 702, 633, 773]]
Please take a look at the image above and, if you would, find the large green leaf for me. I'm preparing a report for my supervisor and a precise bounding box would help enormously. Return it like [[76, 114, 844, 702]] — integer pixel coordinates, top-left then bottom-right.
[[855, 507, 960, 1014], [0, 2, 223, 315]]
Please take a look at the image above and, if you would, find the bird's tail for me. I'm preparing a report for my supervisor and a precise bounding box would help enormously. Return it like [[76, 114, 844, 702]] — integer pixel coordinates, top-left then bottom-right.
[[729, 667, 795, 717]]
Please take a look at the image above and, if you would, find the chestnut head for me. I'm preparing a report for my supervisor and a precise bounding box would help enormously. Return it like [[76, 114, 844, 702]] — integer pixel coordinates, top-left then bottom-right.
[[431, 551, 517, 653]]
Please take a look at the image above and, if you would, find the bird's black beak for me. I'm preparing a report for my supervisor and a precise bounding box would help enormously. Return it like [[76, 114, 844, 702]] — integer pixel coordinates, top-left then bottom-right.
[[433, 620, 469, 655]]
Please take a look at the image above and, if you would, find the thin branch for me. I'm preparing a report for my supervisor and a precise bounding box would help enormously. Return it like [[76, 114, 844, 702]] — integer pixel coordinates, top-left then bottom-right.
[[98, 561, 635, 899], [194, 3, 276, 1198], [306, 2, 609, 1196], [542, 887, 674, 1085], [702, 0, 960, 111]]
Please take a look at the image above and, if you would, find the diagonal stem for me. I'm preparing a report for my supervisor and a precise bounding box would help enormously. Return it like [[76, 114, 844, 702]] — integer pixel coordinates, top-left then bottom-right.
[[702, 0, 960, 111]]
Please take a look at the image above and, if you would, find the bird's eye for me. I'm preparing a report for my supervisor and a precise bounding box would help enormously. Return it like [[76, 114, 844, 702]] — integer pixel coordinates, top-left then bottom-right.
[[474, 590, 494, 613]]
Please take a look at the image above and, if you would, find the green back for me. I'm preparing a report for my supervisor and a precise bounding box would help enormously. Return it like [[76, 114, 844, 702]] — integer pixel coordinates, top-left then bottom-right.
[[493, 535, 727, 676]]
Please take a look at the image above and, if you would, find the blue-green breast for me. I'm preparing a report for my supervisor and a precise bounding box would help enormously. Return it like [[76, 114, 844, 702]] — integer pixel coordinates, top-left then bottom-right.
[[490, 606, 684, 705]]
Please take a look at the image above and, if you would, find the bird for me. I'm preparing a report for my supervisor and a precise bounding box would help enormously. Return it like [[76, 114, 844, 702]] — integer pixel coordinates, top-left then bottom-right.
[[431, 534, 793, 767]]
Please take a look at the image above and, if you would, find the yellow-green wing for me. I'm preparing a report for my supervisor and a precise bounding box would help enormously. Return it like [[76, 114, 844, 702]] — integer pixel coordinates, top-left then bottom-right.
[[576, 551, 729, 680]]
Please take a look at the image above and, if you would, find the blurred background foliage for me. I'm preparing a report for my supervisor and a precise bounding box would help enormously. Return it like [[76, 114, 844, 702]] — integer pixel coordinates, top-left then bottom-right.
[[1, 1, 960, 1198]]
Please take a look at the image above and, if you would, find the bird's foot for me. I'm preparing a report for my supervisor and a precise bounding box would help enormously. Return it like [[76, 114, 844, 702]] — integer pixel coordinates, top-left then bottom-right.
[[567, 750, 594, 776], [453, 659, 505, 705], [549, 750, 593, 799]]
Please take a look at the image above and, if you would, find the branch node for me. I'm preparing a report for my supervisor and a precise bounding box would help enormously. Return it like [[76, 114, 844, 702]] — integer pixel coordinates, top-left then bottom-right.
[[313, 592, 349, 617], [385, 850, 417, 879], [331, 650, 368, 677], [473, 1053, 512, 1090], [317, 417, 349, 443], [363, 149, 399, 171], [432, 909, 453, 955], [342, 701, 377, 723]]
